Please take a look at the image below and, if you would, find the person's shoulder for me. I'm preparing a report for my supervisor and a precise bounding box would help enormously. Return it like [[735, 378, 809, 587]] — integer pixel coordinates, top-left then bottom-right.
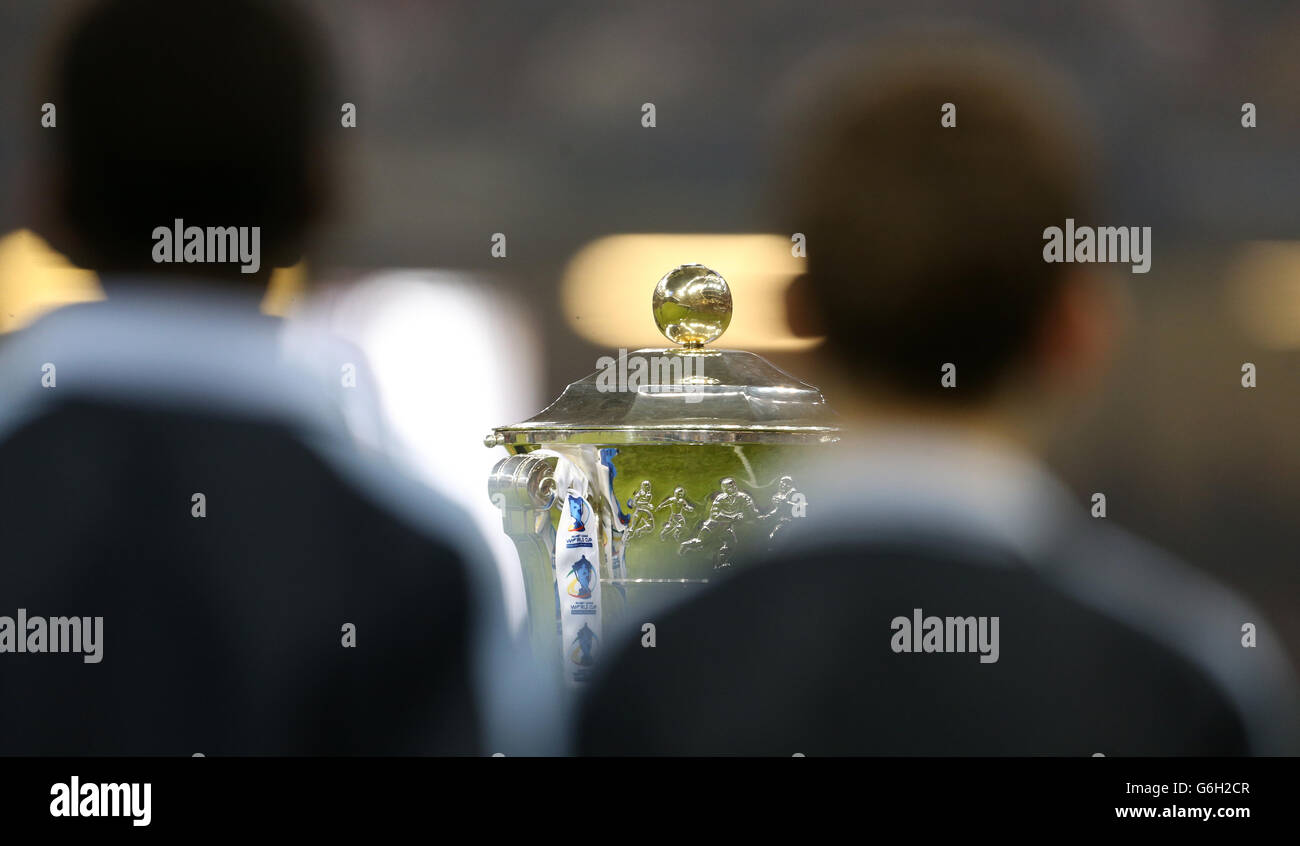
[[1042, 521, 1300, 754], [580, 528, 1265, 755]]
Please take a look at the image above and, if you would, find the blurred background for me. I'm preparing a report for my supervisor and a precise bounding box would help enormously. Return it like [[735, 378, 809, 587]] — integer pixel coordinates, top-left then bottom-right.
[[1, 0, 1298, 666]]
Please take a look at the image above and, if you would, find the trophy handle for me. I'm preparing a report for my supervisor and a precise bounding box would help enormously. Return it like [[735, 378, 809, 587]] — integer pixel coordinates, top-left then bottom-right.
[[488, 453, 561, 667]]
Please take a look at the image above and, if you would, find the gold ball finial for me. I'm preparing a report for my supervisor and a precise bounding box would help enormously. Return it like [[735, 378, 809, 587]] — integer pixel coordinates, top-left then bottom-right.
[[652, 264, 732, 347]]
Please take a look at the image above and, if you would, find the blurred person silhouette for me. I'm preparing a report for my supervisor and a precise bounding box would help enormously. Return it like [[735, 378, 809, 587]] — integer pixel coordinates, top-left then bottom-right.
[[0, 0, 558, 755], [578, 40, 1300, 756]]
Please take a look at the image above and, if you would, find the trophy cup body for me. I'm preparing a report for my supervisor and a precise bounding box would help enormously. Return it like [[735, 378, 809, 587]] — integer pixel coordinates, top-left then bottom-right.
[[485, 266, 839, 682]]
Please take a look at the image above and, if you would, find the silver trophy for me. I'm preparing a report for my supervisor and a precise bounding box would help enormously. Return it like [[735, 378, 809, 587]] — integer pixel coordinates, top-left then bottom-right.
[[485, 265, 839, 677]]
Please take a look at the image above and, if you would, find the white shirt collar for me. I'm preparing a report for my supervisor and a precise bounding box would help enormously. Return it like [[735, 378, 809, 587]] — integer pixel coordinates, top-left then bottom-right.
[[803, 422, 1083, 565], [0, 279, 355, 445]]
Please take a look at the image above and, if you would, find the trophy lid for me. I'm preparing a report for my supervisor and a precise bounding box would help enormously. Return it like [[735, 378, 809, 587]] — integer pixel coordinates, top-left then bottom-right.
[[486, 264, 840, 447]]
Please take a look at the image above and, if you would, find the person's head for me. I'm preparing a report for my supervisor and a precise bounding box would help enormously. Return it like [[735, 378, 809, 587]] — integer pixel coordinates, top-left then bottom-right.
[[777, 39, 1115, 429], [32, 0, 336, 291]]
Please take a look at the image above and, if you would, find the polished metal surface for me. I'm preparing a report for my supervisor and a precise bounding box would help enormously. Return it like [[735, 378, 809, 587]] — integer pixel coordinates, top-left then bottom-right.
[[625, 474, 806, 570], [491, 349, 839, 445], [488, 453, 562, 663], [651, 264, 732, 347], [485, 266, 836, 675], [487, 265, 839, 447], [491, 425, 838, 447]]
